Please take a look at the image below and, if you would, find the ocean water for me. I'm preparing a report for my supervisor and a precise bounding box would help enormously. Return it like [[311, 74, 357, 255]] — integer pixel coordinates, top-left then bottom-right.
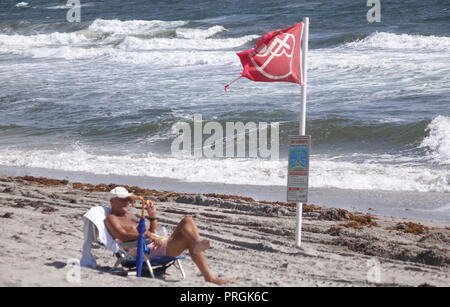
[[0, 1, 449, 215]]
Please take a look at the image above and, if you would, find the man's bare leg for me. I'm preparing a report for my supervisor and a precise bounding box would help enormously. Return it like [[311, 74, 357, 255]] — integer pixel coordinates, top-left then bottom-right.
[[166, 216, 233, 285]]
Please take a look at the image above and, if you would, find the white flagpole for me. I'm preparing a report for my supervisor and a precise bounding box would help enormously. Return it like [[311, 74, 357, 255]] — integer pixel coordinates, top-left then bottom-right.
[[296, 17, 309, 248]]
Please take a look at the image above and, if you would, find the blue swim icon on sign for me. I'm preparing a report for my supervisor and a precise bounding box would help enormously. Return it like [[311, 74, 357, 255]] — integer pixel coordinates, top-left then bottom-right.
[[289, 147, 308, 170]]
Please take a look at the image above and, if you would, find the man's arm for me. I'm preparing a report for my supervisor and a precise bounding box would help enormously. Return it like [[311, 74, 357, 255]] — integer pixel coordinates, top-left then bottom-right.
[[104, 215, 139, 242]]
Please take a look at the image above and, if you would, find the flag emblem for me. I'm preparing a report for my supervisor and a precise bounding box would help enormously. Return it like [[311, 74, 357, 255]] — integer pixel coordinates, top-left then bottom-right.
[[225, 22, 304, 91], [249, 32, 296, 80]]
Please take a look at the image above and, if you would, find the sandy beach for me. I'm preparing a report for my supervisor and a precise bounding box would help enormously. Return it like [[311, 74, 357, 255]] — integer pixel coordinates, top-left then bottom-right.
[[0, 175, 448, 287]]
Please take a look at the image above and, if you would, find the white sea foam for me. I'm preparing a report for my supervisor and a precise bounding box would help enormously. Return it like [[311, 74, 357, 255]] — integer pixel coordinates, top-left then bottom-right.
[[0, 19, 253, 66], [175, 25, 227, 39], [87, 18, 188, 35], [46, 4, 70, 10], [309, 32, 450, 73], [0, 32, 100, 59], [420, 115, 450, 164], [0, 148, 448, 193], [0, 25, 252, 54], [2, 21, 449, 73], [119, 35, 257, 51], [345, 32, 450, 52], [110, 50, 239, 66], [0, 32, 91, 48], [311, 159, 449, 193], [0, 39, 239, 66], [15, 2, 30, 8]]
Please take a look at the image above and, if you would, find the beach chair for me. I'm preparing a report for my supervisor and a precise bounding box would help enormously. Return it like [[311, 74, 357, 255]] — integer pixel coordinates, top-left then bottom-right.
[[113, 239, 186, 279], [80, 206, 186, 279]]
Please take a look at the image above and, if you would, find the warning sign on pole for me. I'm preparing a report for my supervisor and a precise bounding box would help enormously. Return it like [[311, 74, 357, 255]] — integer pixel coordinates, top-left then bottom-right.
[[287, 135, 310, 203]]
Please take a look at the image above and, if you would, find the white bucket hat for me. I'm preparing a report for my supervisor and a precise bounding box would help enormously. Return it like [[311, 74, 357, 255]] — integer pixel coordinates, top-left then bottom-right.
[[109, 187, 133, 199]]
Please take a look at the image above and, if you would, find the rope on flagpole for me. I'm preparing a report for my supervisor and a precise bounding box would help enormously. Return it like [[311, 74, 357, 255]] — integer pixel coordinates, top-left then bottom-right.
[[224, 75, 243, 92]]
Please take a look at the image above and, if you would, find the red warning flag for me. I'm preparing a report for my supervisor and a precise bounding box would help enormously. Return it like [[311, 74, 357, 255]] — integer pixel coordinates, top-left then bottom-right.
[[225, 22, 304, 92]]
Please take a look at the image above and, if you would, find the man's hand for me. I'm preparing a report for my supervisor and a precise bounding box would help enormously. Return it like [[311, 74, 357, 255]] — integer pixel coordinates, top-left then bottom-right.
[[147, 200, 157, 219], [145, 231, 163, 247], [152, 237, 163, 247]]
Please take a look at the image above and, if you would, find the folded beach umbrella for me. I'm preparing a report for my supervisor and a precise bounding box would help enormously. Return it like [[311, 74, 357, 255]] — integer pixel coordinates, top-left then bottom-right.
[[136, 216, 146, 277], [132, 197, 147, 277]]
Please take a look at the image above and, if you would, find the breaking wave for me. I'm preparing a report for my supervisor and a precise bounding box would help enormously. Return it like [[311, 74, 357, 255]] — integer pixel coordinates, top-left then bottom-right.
[[420, 115, 450, 165], [310, 32, 450, 73], [2, 19, 449, 72], [344, 31, 450, 52], [87, 18, 188, 35], [1, 115, 447, 192], [0, 19, 256, 66], [0, 147, 447, 193]]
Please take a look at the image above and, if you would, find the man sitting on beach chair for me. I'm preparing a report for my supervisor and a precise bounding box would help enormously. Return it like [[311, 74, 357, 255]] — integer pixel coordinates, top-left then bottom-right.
[[105, 187, 233, 285]]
